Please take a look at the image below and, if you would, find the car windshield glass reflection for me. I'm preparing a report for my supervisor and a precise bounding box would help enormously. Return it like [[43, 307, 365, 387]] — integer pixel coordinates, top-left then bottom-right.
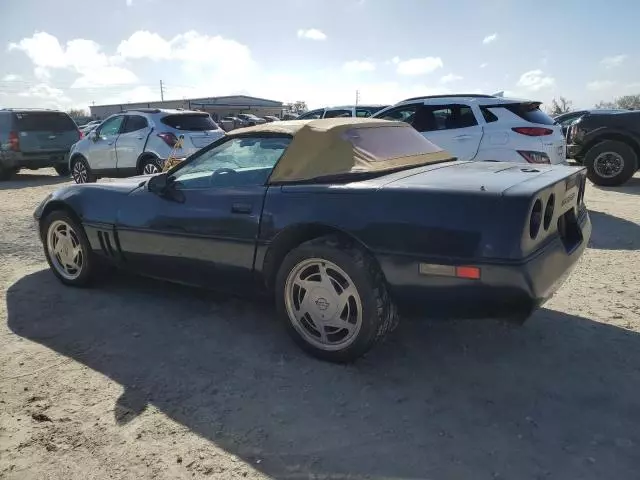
[[171, 136, 291, 188]]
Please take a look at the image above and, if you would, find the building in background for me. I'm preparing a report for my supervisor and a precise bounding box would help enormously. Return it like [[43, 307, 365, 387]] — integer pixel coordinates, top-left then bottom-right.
[[89, 95, 284, 121]]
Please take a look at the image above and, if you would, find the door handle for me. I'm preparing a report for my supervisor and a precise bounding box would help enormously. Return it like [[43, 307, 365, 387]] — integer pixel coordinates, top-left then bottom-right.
[[453, 135, 472, 140], [231, 203, 252, 214], [107, 142, 114, 145], [136, 136, 144, 140]]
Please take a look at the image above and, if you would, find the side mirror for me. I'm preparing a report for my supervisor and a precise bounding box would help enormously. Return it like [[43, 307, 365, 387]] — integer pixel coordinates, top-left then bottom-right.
[[147, 173, 184, 203], [92, 131, 100, 142]]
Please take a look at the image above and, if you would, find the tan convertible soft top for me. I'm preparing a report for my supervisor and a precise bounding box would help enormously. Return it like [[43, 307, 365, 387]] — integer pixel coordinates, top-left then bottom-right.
[[228, 118, 455, 183]]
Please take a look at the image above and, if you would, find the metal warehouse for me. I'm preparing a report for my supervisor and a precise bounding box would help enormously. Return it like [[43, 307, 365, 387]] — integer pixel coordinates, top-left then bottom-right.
[[89, 95, 285, 122]]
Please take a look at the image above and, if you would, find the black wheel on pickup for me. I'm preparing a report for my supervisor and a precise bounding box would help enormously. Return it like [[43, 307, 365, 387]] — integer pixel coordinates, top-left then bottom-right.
[[0, 166, 17, 181], [54, 165, 70, 177], [275, 235, 398, 363], [584, 140, 638, 186]]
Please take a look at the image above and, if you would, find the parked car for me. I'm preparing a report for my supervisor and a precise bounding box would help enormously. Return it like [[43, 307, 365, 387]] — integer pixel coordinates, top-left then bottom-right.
[[554, 109, 629, 137], [219, 116, 247, 131], [297, 105, 389, 120], [567, 110, 640, 186], [34, 118, 590, 363], [281, 113, 299, 120], [373, 94, 566, 164], [0, 108, 82, 180], [78, 120, 102, 133], [263, 115, 280, 123], [68, 108, 225, 184], [236, 113, 266, 126]]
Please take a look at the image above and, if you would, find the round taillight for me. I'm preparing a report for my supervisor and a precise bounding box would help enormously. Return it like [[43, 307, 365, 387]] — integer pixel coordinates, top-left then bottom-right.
[[530, 199, 543, 239], [544, 194, 555, 230]]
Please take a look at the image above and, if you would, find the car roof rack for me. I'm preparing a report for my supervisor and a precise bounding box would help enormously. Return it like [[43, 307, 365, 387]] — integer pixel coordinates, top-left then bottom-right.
[[400, 93, 496, 102], [122, 108, 162, 114]]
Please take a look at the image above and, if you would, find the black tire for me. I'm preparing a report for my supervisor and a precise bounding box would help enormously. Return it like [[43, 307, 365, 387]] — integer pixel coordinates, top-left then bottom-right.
[[70, 156, 97, 184], [54, 165, 70, 177], [139, 156, 163, 176], [0, 166, 16, 181], [41, 210, 98, 287], [275, 235, 398, 363], [584, 140, 638, 187]]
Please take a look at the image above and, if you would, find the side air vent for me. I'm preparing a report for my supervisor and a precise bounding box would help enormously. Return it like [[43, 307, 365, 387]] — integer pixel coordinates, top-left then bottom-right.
[[97, 230, 124, 260]]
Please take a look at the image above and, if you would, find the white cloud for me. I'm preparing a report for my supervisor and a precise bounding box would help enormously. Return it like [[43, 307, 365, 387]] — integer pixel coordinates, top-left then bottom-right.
[[296, 29, 327, 41], [396, 57, 443, 76], [586, 80, 616, 91], [483, 33, 498, 45], [601, 54, 627, 69], [516, 69, 555, 91], [391, 56, 400, 64], [126, 0, 133, 5], [343, 60, 375, 73], [480, 63, 488, 68], [116, 30, 171, 60], [9, 32, 138, 88], [440, 73, 463, 84], [2, 74, 21, 81]]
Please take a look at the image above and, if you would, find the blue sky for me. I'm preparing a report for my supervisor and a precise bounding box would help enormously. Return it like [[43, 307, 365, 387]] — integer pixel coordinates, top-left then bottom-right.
[[1, 0, 639, 111]]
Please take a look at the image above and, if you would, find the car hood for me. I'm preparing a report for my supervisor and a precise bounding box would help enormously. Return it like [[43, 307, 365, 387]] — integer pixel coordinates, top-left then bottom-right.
[[379, 160, 584, 196]]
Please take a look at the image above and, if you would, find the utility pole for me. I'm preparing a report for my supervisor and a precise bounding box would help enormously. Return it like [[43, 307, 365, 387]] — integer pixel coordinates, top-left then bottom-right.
[[160, 80, 166, 102], [355, 90, 360, 107]]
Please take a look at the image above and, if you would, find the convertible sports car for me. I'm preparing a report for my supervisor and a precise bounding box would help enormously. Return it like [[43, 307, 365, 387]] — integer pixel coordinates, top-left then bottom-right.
[[34, 118, 591, 363]]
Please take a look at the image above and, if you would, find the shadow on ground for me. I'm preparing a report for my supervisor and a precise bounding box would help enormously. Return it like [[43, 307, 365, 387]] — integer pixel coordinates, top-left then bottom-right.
[[588, 209, 640, 250], [0, 172, 69, 191], [7, 270, 640, 479], [591, 176, 640, 197]]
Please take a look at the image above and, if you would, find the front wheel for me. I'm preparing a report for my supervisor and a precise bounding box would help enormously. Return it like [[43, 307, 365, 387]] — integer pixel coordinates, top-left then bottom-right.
[[140, 157, 163, 175], [584, 140, 638, 186], [71, 156, 97, 184], [275, 235, 398, 363], [41, 210, 98, 287]]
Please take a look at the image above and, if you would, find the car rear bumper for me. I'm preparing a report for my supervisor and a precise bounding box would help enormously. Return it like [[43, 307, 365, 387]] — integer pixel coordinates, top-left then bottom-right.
[[1, 151, 69, 169], [376, 206, 591, 320]]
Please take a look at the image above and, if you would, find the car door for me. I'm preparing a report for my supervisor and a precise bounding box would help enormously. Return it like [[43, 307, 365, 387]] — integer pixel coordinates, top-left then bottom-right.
[[411, 104, 483, 161], [115, 134, 292, 291], [115, 115, 150, 175], [86, 115, 125, 173]]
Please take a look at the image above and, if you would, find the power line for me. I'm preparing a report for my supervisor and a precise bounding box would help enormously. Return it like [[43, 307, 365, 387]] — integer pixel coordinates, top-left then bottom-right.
[[159, 80, 166, 101]]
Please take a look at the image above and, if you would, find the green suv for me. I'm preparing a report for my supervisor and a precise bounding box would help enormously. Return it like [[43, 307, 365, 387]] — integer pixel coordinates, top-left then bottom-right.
[[0, 108, 82, 180]]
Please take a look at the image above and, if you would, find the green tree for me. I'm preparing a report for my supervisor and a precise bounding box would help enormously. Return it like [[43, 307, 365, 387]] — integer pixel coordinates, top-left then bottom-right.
[[285, 101, 308, 114], [548, 96, 573, 116]]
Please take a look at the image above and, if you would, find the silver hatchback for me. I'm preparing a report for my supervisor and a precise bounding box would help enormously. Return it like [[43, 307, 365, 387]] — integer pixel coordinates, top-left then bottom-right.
[[68, 108, 226, 183]]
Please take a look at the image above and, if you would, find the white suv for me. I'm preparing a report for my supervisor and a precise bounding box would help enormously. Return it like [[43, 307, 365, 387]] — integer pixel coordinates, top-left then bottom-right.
[[372, 94, 566, 164]]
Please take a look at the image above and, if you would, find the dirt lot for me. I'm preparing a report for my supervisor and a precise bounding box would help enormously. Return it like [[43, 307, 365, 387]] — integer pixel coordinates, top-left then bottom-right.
[[0, 169, 639, 480]]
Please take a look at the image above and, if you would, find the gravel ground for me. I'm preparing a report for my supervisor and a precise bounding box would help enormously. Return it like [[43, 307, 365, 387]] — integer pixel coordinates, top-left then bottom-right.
[[1, 168, 639, 480]]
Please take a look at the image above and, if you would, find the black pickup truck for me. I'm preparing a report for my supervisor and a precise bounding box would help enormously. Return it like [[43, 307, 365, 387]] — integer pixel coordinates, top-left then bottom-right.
[[567, 110, 640, 186]]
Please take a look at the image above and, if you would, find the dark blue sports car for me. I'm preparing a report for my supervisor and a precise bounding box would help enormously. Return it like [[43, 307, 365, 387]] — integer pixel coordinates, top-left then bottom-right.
[[34, 118, 591, 362]]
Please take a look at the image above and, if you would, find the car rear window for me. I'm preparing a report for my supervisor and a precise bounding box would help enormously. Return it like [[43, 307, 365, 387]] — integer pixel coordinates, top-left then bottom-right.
[[342, 125, 448, 161], [13, 112, 77, 132], [500, 103, 556, 125], [161, 114, 218, 131]]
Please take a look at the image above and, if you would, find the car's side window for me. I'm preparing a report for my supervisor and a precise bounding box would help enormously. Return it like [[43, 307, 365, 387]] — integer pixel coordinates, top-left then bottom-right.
[[171, 136, 292, 189], [121, 115, 148, 133], [97, 116, 125, 137], [324, 109, 352, 118], [297, 109, 324, 120], [413, 104, 479, 132], [375, 104, 420, 123]]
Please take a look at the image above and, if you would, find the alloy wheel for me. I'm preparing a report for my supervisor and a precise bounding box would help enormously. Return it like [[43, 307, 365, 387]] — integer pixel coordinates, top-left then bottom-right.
[[594, 152, 624, 179], [143, 162, 160, 175], [284, 258, 363, 351], [72, 160, 88, 184], [46, 220, 84, 280]]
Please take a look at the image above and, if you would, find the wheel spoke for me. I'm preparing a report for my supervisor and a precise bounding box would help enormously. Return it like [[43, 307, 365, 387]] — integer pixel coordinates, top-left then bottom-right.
[[318, 263, 337, 292]]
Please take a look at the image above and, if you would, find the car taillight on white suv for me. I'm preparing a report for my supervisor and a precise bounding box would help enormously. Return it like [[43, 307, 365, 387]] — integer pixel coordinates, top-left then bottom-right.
[[511, 127, 554, 136]]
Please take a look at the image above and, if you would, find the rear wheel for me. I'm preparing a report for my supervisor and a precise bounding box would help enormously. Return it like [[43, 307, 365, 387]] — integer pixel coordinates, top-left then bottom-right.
[[275, 235, 398, 363], [41, 210, 97, 287], [584, 140, 638, 186], [54, 165, 70, 177], [71, 156, 97, 184], [0, 166, 17, 181]]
